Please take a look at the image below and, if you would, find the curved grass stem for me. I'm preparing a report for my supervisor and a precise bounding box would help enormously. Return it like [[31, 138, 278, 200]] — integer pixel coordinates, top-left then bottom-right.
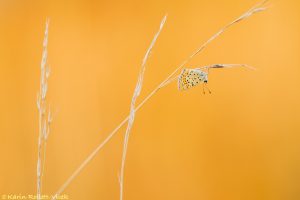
[[51, 1, 268, 198]]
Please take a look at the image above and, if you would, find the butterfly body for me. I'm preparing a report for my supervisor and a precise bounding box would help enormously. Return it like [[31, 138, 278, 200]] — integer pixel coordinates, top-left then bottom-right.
[[178, 68, 208, 91]]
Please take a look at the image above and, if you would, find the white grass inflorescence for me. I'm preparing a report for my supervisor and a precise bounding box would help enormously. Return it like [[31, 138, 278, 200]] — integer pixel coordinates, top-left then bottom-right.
[[51, 0, 268, 197], [119, 15, 167, 200], [37, 18, 52, 200]]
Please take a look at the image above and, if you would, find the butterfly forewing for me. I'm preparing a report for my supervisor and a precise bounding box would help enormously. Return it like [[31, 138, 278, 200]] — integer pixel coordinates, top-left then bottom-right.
[[178, 69, 204, 91]]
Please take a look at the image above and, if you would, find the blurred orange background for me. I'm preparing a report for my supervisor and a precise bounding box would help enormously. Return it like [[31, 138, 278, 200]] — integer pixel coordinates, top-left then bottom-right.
[[1, 0, 300, 199]]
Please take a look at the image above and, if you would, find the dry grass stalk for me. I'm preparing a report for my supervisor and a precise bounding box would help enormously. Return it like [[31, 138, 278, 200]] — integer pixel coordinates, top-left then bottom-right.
[[119, 15, 167, 200], [51, 0, 268, 197], [37, 18, 52, 200]]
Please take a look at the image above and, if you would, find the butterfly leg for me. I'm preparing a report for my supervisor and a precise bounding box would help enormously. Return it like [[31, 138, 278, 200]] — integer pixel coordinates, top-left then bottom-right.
[[204, 82, 212, 94], [202, 83, 206, 94]]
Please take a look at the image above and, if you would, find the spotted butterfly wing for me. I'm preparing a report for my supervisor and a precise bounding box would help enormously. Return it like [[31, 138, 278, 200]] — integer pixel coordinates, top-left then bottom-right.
[[178, 69, 204, 91]]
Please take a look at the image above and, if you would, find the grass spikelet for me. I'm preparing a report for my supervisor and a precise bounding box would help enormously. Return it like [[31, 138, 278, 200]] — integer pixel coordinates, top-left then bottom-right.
[[37, 18, 51, 200]]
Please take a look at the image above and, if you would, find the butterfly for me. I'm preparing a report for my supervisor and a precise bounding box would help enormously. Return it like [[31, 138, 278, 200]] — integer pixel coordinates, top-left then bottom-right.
[[178, 68, 209, 91]]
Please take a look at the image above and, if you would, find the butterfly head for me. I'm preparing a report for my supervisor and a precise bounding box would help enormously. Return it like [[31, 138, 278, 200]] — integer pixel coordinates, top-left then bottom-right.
[[197, 70, 208, 83]]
